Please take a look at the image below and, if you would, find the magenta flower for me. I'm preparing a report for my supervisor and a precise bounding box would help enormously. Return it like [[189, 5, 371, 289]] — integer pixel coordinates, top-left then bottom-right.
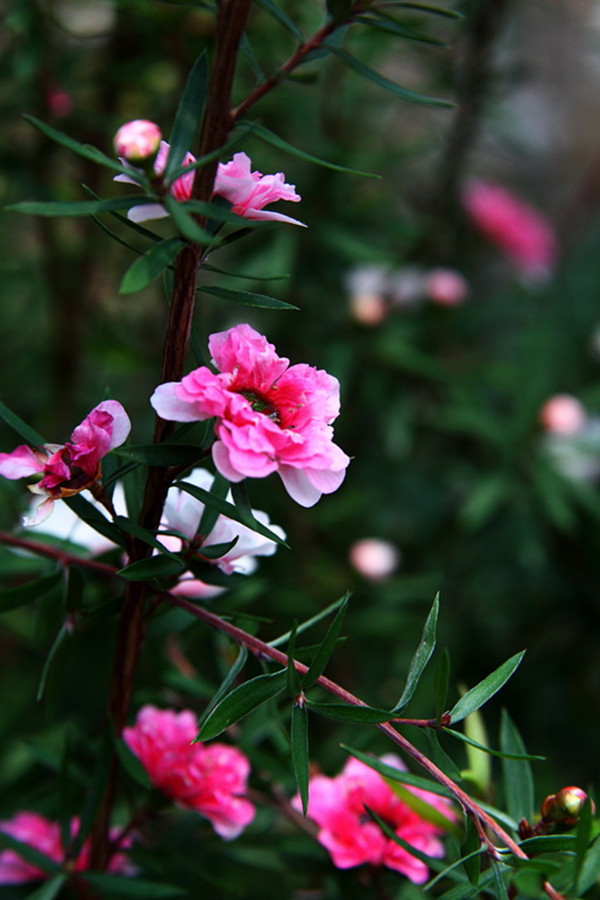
[[463, 180, 557, 281], [115, 142, 304, 226], [292, 755, 454, 882], [123, 705, 255, 840], [151, 324, 350, 507], [0, 811, 133, 884], [0, 400, 131, 525]]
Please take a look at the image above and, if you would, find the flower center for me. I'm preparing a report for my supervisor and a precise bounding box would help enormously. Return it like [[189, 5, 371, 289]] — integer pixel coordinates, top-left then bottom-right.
[[239, 390, 281, 425]]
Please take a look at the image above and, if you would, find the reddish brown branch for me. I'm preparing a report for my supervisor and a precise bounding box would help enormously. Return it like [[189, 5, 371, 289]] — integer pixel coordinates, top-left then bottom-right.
[[0, 532, 117, 578]]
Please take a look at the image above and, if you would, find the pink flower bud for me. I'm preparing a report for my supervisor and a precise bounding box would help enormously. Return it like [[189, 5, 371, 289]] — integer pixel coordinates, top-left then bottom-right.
[[425, 268, 469, 306], [113, 120, 162, 164], [349, 538, 400, 580], [541, 786, 593, 826], [539, 394, 587, 435], [349, 292, 388, 325]]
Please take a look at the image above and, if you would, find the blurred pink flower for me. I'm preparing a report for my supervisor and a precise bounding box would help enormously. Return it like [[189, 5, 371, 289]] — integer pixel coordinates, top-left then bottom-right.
[[115, 144, 304, 225], [213, 152, 304, 226], [0, 401, 131, 525], [0, 811, 133, 884], [292, 755, 453, 882], [425, 268, 469, 306], [349, 538, 400, 580], [114, 120, 162, 163], [46, 85, 73, 118], [463, 180, 557, 281], [151, 324, 350, 508], [540, 394, 587, 435], [123, 705, 255, 840]]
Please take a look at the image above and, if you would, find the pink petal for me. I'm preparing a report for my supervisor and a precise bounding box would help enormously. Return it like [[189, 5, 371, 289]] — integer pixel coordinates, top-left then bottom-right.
[[151, 383, 204, 422], [0, 446, 45, 479], [278, 466, 323, 507]]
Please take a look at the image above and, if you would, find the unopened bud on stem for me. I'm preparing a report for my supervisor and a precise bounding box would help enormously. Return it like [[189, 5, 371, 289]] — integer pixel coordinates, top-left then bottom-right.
[[541, 786, 594, 827], [114, 120, 162, 165]]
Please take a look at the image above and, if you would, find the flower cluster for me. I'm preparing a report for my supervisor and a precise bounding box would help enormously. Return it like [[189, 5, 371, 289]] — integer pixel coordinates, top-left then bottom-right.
[[462, 180, 557, 281], [346, 264, 468, 325], [292, 755, 453, 882], [123, 705, 255, 840], [0, 811, 133, 884], [151, 324, 350, 507], [0, 401, 130, 525]]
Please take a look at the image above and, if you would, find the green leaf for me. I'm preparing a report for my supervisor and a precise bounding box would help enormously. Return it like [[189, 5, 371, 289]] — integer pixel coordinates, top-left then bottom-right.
[[490, 860, 510, 900], [392, 1, 463, 19], [198, 472, 230, 538], [0, 831, 61, 876], [37, 622, 69, 702], [0, 399, 45, 445], [200, 284, 298, 310], [198, 536, 239, 559], [462, 707, 492, 795], [197, 670, 287, 741], [447, 651, 526, 724], [435, 647, 451, 722], [576, 833, 600, 894], [340, 745, 452, 797], [113, 443, 206, 467], [197, 644, 249, 728], [500, 709, 535, 824], [117, 553, 186, 581], [116, 736, 151, 790], [322, 42, 453, 107], [286, 620, 301, 697], [23, 115, 140, 177], [240, 32, 267, 84], [26, 875, 67, 900], [302, 594, 349, 689], [247, 121, 380, 179], [253, 0, 303, 39], [83, 873, 186, 898], [461, 816, 481, 886], [423, 729, 463, 782], [175, 480, 287, 547], [164, 51, 208, 180], [393, 593, 438, 711], [232, 481, 289, 547], [519, 834, 577, 854], [291, 702, 310, 814], [365, 806, 451, 870], [386, 781, 460, 834], [357, 10, 444, 44], [269, 593, 350, 648], [113, 515, 181, 560], [119, 237, 185, 293], [443, 727, 544, 762], [426, 847, 487, 890], [64, 495, 127, 548], [573, 796, 594, 895], [162, 194, 218, 244], [8, 196, 159, 217], [306, 700, 392, 724], [0, 567, 63, 613]]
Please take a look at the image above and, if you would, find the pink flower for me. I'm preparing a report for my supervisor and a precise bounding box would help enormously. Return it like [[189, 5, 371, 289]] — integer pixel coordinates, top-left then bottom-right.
[[425, 268, 469, 306], [292, 755, 454, 883], [115, 142, 304, 226], [114, 120, 163, 163], [463, 180, 557, 281], [213, 152, 304, 226], [151, 324, 350, 508], [123, 705, 255, 840], [540, 394, 587, 435], [0, 400, 131, 525], [0, 811, 133, 884], [159, 467, 286, 599], [349, 538, 400, 580]]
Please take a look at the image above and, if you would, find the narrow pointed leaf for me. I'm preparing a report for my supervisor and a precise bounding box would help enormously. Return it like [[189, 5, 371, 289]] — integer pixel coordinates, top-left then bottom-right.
[[364, 806, 451, 870], [461, 816, 481, 886], [113, 443, 207, 467], [198, 536, 239, 559], [27, 876, 67, 900], [340, 745, 452, 797], [37, 622, 69, 701], [443, 727, 544, 761], [64, 495, 126, 547], [114, 515, 181, 560], [426, 847, 487, 890], [291, 702, 310, 814], [83, 873, 186, 898], [519, 835, 577, 854], [0, 832, 61, 876], [197, 669, 287, 741], [0, 400, 45, 445], [197, 645, 248, 728], [357, 10, 444, 44], [576, 833, 600, 895], [306, 700, 392, 724], [287, 621, 301, 697], [118, 553, 186, 581], [424, 729, 463, 781], [163, 194, 218, 244], [165, 52, 208, 179], [246, 121, 379, 178], [393, 593, 439, 711], [394, 1, 463, 19], [435, 647, 451, 722], [322, 42, 453, 107], [0, 568, 63, 613], [23, 115, 140, 177], [119, 237, 185, 293], [8, 196, 159, 217], [573, 797, 594, 895], [269, 593, 349, 648], [302, 594, 349, 688], [447, 651, 526, 724], [500, 709, 535, 824], [240, 32, 266, 83], [200, 284, 298, 310], [197, 471, 230, 538], [253, 0, 303, 39], [231, 481, 289, 546]]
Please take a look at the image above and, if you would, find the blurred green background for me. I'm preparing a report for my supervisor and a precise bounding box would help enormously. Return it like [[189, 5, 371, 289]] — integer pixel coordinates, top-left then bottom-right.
[[1, 0, 600, 895]]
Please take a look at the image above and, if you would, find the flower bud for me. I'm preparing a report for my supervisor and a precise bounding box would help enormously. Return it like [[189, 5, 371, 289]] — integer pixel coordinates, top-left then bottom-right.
[[539, 394, 586, 435], [541, 786, 593, 826], [349, 538, 400, 580], [113, 120, 162, 164], [425, 268, 469, 306]]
